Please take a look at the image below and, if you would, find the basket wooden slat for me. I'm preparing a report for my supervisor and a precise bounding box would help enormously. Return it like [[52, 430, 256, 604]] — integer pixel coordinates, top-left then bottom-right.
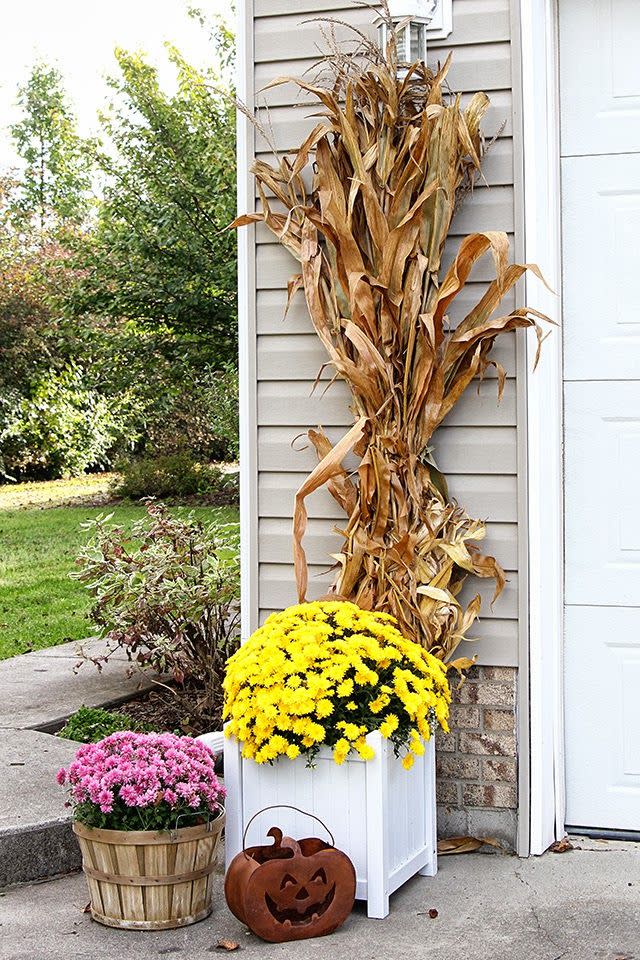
[[73, 810, 224, 930], [113, 842, 144, 918], [145, 840, 168, 922], [192, 830, 215, 920], [76, 822, 214, 844], [82, 838, 105, 918], [171, 838, 198, 922], [91, 838, 122, 920]]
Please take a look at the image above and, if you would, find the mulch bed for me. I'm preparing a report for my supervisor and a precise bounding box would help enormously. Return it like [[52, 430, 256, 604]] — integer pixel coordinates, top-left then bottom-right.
[[121, 682, 222, 737]]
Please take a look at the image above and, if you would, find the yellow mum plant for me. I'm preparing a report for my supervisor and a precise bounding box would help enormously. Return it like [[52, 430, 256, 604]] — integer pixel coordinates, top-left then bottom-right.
[[223, 601, 450, 768]]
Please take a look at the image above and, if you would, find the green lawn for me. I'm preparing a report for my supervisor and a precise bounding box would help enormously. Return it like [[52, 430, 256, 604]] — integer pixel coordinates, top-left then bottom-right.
[[0, 481, 238, 660]]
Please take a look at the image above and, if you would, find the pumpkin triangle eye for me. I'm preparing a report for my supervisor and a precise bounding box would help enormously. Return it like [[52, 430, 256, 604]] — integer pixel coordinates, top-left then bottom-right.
[[310, 868, 327, 884], [279, 873, 298, 889]]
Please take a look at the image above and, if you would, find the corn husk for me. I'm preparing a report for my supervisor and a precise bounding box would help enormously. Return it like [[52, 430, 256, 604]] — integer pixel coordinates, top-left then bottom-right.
[[233, 13, 550, 659]]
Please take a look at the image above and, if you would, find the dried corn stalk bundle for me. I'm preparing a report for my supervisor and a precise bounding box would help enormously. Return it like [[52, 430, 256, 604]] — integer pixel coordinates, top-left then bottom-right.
[[233, 14, 549, 662]]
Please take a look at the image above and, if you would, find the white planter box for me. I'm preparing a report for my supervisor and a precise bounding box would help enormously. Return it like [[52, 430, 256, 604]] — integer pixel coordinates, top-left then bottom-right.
[[224, 729, 437, 919]]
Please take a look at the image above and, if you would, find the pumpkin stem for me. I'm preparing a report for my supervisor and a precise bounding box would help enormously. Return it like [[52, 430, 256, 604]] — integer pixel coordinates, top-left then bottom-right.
[[267, 827, 283, 848]]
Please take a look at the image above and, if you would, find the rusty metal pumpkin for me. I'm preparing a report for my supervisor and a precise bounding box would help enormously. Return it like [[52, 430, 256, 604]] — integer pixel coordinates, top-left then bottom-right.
[[225, 807, 356, 942]]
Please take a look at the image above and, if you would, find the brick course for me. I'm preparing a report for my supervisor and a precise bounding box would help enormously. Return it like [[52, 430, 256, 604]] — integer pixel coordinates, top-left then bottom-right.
[[436, 666, 518, 850]]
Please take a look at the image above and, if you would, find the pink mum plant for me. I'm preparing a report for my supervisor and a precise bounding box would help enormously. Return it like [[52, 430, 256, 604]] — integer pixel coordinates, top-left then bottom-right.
[[57, 731, 225, 831]]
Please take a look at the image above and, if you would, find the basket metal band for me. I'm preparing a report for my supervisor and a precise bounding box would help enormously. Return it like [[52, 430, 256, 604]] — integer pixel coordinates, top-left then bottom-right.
[[83, 862, 216, 886]]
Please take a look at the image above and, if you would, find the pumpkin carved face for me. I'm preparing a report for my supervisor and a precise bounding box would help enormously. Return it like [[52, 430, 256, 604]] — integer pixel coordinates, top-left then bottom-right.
[[225, 828, 356, 942]]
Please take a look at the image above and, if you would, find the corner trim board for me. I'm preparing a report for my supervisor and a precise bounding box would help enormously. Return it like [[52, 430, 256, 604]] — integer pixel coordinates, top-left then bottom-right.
[[237, 0, 259, 641], [518, 0, 565, 856]]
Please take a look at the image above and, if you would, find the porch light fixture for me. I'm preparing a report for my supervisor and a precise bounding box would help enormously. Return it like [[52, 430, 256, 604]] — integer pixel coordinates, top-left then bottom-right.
[[378, 0, 453, 64]]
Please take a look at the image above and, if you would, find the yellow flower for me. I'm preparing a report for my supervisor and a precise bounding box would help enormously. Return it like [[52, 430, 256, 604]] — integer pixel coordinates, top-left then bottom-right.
[[369, 693, 390, 714], [333, 738, 350, 765], [354, 668, 378, 686], [337, 678, 354, 697], [336, 721, 364, 741], [316, 698, 334, 719], [223, 600, 450, 770], [379, 714, 399, 738], [402, 753, 415, 770], [306, 721, 326, 742], [355, 737, 375, 761]]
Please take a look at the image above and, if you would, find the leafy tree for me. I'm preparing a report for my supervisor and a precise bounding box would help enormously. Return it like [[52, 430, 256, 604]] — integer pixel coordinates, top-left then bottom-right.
[[0, 174, 74, 394], [0, 21, 240, 482], [70, 31, 237, 365], [9, 63, 93, 232]]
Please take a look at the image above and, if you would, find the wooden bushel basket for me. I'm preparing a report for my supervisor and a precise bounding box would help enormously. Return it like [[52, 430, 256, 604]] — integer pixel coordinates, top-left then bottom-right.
[[73, 809, 225, 930]]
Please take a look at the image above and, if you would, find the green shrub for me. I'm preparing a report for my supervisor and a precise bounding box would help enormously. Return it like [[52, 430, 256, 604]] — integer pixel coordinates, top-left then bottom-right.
[[115, 453, 239, 504], [144, 365, 239, 464], [73, 502, 240, 731], [200, 365, 239, 461], [57, 705, 151, 743], [0, 365, 136, 481]]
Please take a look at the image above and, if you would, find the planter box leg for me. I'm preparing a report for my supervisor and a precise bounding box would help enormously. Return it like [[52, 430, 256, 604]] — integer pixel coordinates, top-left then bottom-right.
[[419, 736, 437, 877], [365, 733, 390, 919], [366, 876, 390, 919], [223, 727, 243, 868]]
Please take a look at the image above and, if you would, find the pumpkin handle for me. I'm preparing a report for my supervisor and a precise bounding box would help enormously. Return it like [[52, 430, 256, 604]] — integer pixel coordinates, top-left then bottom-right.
[[242, 804, 336, 855]]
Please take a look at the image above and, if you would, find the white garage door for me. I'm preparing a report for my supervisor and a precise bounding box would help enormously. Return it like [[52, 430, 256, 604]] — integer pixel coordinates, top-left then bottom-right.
[[561, 0, 640, 833]]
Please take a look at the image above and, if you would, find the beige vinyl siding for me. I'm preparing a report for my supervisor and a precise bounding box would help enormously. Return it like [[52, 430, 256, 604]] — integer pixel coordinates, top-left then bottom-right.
[[249, 0, 520, 666]]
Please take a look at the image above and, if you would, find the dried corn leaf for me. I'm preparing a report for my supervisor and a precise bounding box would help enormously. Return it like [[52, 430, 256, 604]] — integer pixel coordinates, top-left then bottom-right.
[[438, 836, 501, 855], [235, 18, 551, 658]]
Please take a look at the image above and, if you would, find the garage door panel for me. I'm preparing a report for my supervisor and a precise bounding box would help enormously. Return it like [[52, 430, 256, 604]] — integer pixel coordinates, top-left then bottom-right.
[[565, 382, 640, 607], [560, 0, 640, 156], [562, 154, 640, 381], [562, 0, 640, 836], [565, 606, 640, 831]]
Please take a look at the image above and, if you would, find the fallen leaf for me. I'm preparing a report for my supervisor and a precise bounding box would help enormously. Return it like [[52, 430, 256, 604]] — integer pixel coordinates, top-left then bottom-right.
[[216, 940, 240, 952], [549, 837, 573, 854], [437, 835, 501, 855]]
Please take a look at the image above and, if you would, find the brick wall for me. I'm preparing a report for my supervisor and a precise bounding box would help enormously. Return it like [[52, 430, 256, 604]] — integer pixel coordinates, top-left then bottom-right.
[[436, 666, 518, 850]]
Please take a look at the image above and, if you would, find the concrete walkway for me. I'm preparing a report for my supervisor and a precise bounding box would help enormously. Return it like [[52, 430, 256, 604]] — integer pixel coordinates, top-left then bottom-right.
[[0, 638, 153, 732], [0, 639, 155, 885], [0, 731, 80, 887], [1, 840, 638, 960]]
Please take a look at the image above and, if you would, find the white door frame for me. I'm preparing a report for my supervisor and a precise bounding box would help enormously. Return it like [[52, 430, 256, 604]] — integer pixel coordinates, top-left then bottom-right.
[[517, 0, 565, 855]]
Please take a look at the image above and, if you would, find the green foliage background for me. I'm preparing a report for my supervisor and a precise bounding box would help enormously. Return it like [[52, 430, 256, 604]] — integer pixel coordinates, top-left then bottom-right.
[[0, 496, 238, 659], [0, 15, 238, 483]]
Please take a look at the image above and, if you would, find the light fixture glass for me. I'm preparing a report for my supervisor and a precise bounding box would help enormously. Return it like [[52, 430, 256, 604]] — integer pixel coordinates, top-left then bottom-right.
[[378, 1, 439, 66], [410, 22, 427, 61]]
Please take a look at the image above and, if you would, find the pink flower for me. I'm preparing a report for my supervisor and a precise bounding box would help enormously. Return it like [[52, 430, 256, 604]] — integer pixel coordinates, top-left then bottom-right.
[[56, 732, 224, 828]]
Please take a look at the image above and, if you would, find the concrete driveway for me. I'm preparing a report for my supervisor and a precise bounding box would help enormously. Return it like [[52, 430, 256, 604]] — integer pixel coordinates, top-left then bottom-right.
[[1, 838, 638, 960]]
